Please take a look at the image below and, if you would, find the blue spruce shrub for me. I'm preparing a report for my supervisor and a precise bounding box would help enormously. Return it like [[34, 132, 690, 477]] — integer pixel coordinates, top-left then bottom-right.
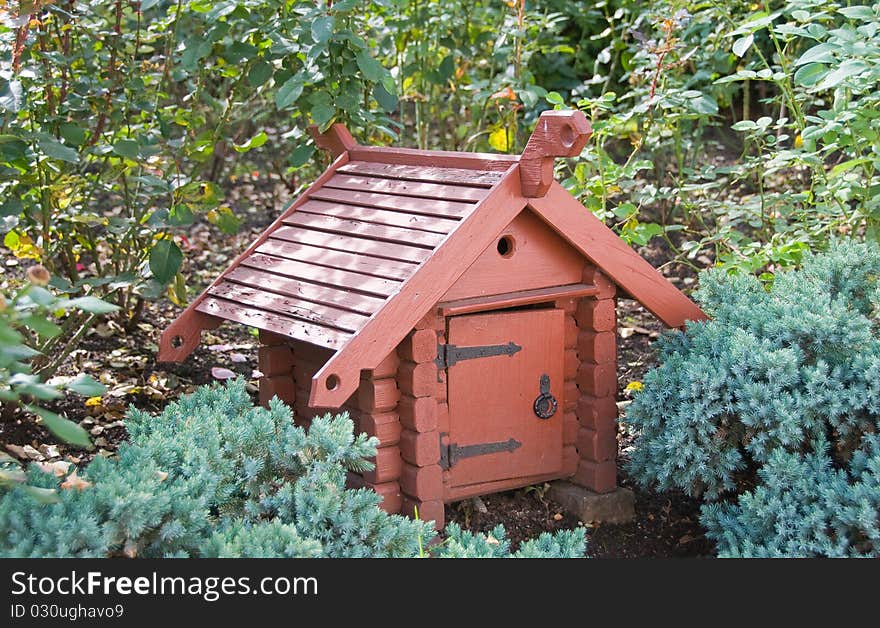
[[624, 240, 880, 557], [0, 379, 585, 558]]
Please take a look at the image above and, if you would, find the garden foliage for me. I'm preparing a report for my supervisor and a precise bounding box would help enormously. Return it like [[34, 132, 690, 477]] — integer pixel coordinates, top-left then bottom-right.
[[624, 241, 880, 557], [0, 379, 586, 558]]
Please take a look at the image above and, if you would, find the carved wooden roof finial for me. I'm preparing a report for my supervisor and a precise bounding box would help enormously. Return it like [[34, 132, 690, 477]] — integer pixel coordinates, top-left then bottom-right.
[[519, 110, 592, 198]]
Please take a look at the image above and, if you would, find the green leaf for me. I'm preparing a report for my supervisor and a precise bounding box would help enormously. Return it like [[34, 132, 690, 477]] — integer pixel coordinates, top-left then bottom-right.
[[248, 60, 273, 87], [275, 75, 304, 109], [113, 139, 140, 159], [39, 137, 79, 163], [63, 296, 120, 314], [312, 16, 334, 43], [22, 486, 61, 504], [331, 0, 359, 12], [233, 131, 268, 153], [795, 43, 837, 66], [373, 83, 398, 113], [0, 135, 28, 162], [21, 314, 62, 339], [838, 6, 875, 21], [685, 92, 718, 115], [794, 63, 829, 87], [149, 239, 183, 284], [288, 144, 315, 167], [546, 91, 566, 106], [59, 123, 87, 147], [0, 78, 23, 113], [311, 102, 336, 128], [815, 59, 869, 90], [0, 468, 27, 487], [731, 120, 758, 131], [30, 406, 93, 450], [732, 34, 754, 58], [829, 157, 872, 177], [66, 374, 106, 397], [356, 51, 385, 82], [207, 206, 241, 235]]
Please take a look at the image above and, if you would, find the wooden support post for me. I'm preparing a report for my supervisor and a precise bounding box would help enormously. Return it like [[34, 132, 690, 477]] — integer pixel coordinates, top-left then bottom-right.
[[397, 327, 445, 529], [572, 265, 619, 493]]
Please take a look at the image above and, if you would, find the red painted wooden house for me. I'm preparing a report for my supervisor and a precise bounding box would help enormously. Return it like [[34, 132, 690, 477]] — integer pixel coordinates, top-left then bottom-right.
[[159, 110, 706, 528]]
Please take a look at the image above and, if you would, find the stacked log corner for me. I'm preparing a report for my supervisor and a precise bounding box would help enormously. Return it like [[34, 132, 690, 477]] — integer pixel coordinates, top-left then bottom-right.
[[258, 331, 296, 410], [258, 334, 404, 515], [554, 297, 581, 479], [397, 312, 446, 530], [572, 266, 619, 493], [355, 351, 403, 515]]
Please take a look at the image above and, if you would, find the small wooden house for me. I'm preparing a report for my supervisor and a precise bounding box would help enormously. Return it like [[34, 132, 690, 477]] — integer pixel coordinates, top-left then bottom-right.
[[159, 110, 706, 528]]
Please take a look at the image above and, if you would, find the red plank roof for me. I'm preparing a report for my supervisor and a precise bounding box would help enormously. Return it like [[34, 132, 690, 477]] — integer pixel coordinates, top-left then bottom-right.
[[159, 111, 707, 408], [192, 158, 503, 353]]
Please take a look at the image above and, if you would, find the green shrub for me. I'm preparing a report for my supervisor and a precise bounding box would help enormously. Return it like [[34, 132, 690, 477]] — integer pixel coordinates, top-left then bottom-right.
[[624, 240, 880, 557], [0, 273, 119, 449], [0, 0, 399, 329], [0, 379, 585, 558]]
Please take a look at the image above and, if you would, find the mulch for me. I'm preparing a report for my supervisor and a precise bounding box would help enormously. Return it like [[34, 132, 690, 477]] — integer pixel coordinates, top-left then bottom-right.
[[0, 170, 714, 557]]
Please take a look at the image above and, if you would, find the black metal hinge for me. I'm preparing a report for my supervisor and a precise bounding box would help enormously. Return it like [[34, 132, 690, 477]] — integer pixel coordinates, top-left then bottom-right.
[[439, 433, 522, 470], [435, 341, 521, 370]]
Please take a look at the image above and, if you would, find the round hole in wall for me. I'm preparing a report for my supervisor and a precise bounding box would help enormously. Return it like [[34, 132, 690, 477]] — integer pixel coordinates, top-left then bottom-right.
[[171, 335, 184, 348], [560, 123, 576, 149], [325, 374, 340, 391], [497, 235, 516, 258]]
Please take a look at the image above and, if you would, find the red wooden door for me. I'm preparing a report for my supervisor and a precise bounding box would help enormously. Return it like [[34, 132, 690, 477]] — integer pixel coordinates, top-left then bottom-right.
[[445, 308, 564, 488]]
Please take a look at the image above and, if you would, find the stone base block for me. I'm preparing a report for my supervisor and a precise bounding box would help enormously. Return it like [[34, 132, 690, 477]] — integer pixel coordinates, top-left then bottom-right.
[[548, 481, 635, 525]]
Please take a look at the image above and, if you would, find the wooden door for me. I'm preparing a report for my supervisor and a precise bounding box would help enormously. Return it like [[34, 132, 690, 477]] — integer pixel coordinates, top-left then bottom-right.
[[445, 308, 564, 489]]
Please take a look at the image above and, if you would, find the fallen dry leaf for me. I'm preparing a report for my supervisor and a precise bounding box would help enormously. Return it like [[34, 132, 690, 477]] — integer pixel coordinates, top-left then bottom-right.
[[36, 460, 72, 477], [553, 513, 563, 521], [22, 445, 44, 461], [60, 470, 92, 491], [123, 539, 138, 558], [156, 470, 168, 482], [5, 444, 28, 459], [38, 444, 60, 459], [211, 367, 237, 380]]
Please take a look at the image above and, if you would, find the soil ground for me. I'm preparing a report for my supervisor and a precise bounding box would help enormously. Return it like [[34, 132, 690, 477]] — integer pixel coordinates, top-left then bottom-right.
[[0, 171, 714, 557]]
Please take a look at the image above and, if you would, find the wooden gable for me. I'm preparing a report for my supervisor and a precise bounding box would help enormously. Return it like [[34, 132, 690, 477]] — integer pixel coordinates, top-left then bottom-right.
[[442, 209, 584, 301]]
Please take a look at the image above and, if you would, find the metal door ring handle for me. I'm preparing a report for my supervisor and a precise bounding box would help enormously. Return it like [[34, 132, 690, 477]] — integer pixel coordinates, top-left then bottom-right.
[[533, 374, 557, 419]]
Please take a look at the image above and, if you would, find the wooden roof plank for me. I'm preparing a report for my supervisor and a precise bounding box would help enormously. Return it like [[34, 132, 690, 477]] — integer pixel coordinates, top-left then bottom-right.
[[271, 226, 431, 264], [158, 151, 352, 363], [309, 187, 474, 219], [257, 238, 417, 281], [298, 199, 459, 234], [309, 166, 526, 407], [241, 252, 402, 298], [207, 282, 369, 333], [283, 212, 445, 248], [323, 174, 489, 203], [348, 145, 519, 171], [337, 161, 502, 187], [223, 267, 384, 315], [195, 297, 351, 350], [528, 183, 708, 328]]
